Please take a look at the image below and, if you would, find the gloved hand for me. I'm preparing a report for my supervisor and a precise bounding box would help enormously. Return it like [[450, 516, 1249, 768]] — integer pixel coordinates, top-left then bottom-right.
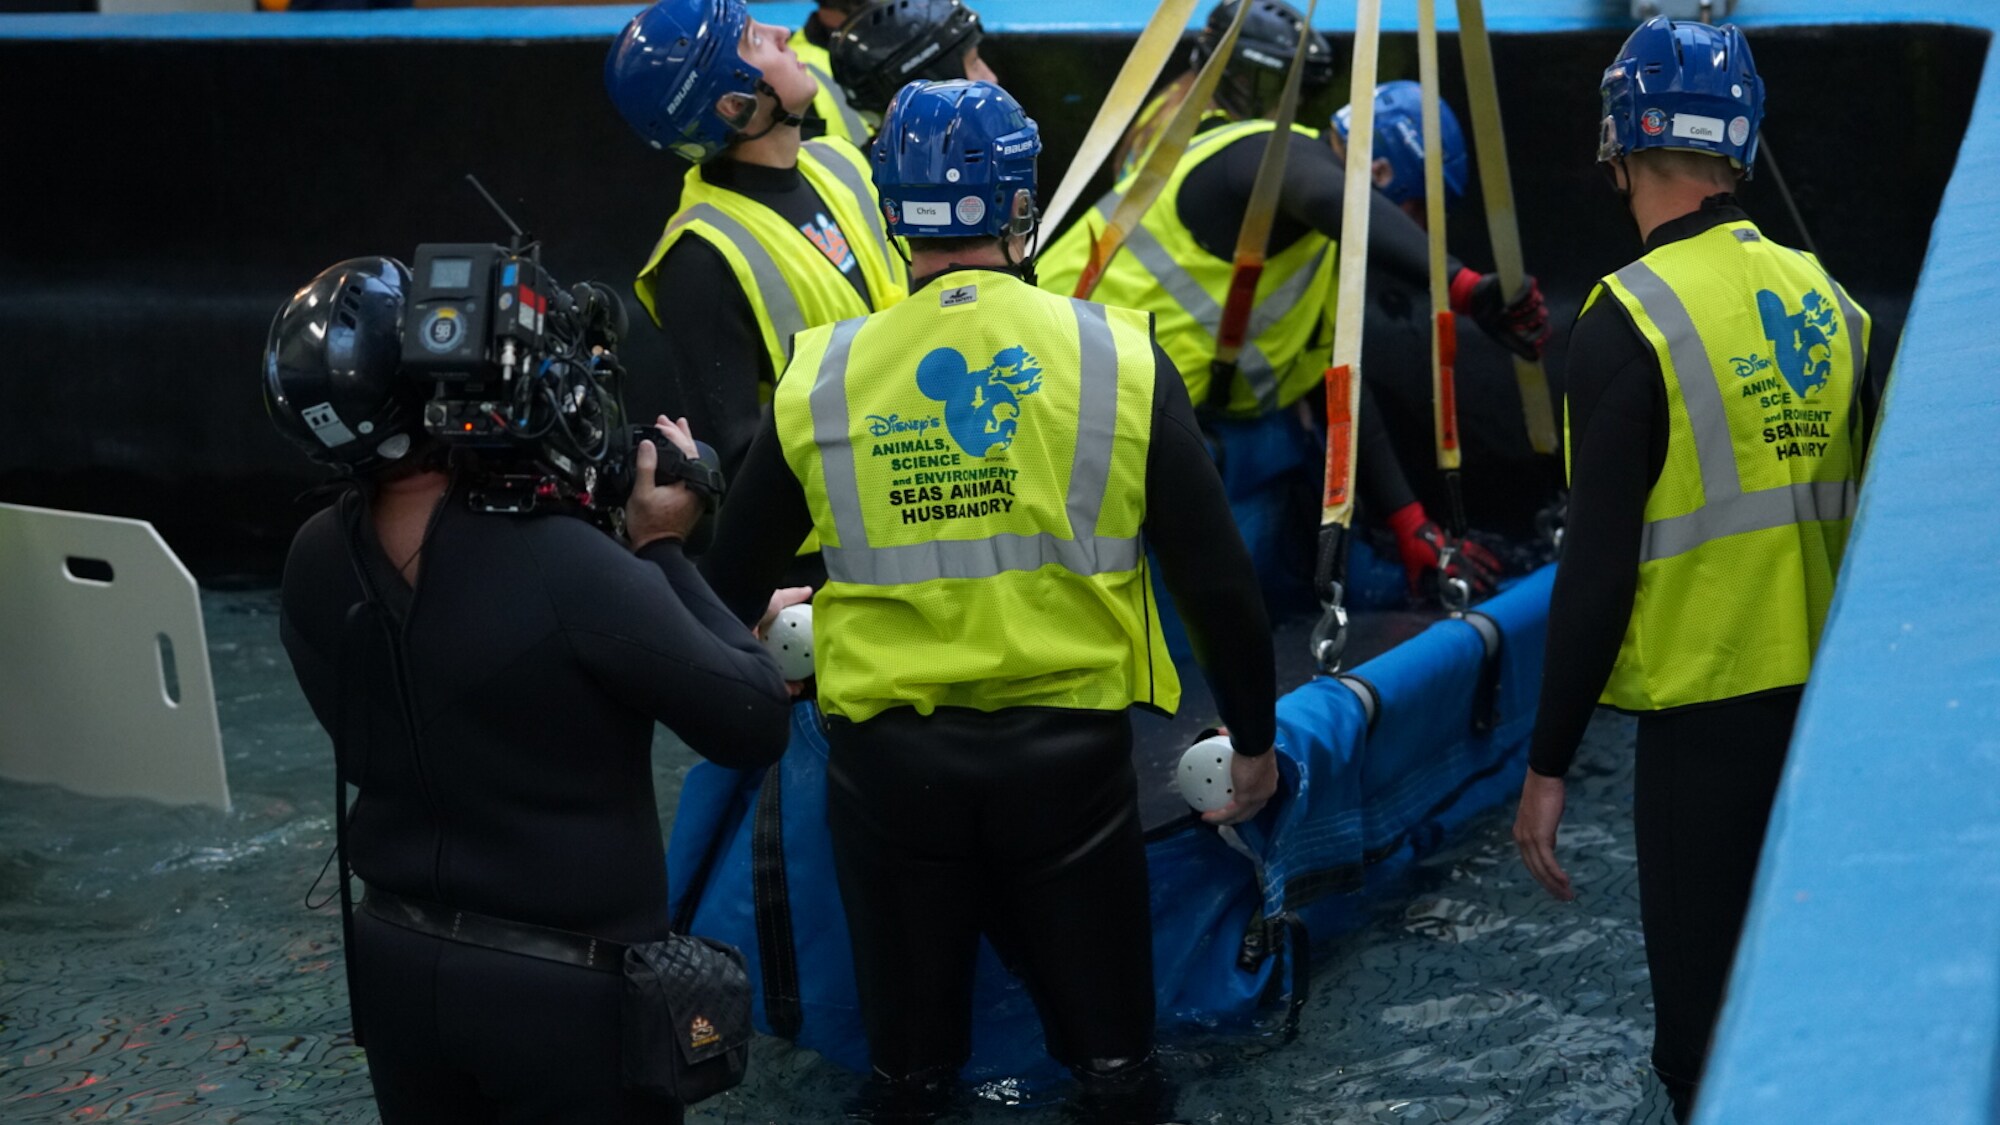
[[1386, 501, 1502, 600], [1451, 267, 1552, 361]]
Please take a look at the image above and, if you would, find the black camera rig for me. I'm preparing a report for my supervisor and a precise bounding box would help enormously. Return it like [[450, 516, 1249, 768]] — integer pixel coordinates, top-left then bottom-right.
[[397, 178, 722, 528]]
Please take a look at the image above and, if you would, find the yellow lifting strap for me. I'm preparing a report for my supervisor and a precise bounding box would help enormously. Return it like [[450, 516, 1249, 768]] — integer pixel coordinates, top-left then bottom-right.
[[1072, 0, 1255, 299], [1455, 0, 1559, 455], [1210, 0, 1322, 407], [1039, 0, 1202, 240], [1309, 0, 1381, 675], [1422, 0, 1472, 613]]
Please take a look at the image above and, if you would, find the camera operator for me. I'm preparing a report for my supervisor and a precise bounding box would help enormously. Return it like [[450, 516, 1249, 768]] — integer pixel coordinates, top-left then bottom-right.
[[266, 257, 792, 1124]]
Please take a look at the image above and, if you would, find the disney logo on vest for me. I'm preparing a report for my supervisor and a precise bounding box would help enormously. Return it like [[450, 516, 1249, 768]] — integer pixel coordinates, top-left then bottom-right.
[[866, 414, 944, 438], [1753, 288, 1840, 400], [917, 345, 1044, 458]]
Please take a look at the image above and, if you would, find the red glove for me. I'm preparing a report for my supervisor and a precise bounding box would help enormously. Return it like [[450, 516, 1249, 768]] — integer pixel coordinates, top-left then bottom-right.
[[1451, 267, 1551, 362], [1387, 501, 1502, 599]]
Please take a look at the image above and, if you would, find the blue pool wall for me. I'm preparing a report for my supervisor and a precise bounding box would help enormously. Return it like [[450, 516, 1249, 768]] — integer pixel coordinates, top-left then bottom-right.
[[3, 2, 1996, 1119]]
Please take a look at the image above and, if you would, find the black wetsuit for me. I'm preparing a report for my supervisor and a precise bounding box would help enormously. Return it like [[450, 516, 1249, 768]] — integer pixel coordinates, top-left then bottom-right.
[[702, 267, 1277, 1103], [1530, 197, 1886, 1121], [279, 481, 791, 1124]]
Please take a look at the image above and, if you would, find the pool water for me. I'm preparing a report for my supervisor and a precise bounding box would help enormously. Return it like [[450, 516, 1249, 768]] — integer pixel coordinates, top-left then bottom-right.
[[0, 590, 1670, 1123]]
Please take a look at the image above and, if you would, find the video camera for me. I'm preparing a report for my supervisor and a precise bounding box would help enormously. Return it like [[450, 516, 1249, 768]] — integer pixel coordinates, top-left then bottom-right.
[[397, 180, 723, 530]]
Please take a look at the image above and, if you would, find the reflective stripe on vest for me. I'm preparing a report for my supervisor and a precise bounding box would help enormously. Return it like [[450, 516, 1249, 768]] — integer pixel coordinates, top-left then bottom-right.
[[666, 202, 808, 354], [1614, 258, 1860, 563], [806, 301, 1136, 586], [804, 63, 872, 149], [1110, 204, 1328, 412], [804, 139, 897, 293]]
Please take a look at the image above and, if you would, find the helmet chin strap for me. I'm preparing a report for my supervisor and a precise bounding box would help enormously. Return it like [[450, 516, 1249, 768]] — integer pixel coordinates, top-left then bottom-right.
[[737, 80, 806, 143]]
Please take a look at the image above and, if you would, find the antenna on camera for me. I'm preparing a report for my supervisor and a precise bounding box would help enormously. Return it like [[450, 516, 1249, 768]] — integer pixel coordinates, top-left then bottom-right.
[[465, 174, 535, 256]]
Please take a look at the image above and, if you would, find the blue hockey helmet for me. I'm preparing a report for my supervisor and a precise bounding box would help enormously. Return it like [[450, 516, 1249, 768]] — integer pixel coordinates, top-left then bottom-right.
[[1599, 17, 1762, 174], [873, 79, 1039, 239], [1333, 80, 1469, 207], [606, 0, 765, 164]]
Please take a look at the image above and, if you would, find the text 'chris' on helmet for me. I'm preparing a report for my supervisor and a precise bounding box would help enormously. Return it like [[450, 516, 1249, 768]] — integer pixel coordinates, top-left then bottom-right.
[[1599, 17, 1763, 174], [1333, 80, 1471, 207], [873, 79, 1040, 240], [830, 0, 985, 119], [1192, 0, 1334, 92], [606, 0, 767, 164], [264, 257, 422, 474]]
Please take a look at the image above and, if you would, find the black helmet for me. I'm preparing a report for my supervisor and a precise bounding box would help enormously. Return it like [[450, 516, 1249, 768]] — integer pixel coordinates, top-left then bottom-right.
[[1190, 0, 1333, 117], [263, 257, 422, 473], [830, 0, 984, 119]]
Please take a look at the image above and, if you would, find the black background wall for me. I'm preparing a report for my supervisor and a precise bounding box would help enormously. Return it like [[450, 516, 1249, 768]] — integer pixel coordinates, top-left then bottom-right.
[[0, 24, 1982, 581]]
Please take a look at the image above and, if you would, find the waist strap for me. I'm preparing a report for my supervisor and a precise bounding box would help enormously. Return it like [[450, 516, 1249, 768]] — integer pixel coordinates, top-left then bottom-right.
[[361, 886, 626, 974]]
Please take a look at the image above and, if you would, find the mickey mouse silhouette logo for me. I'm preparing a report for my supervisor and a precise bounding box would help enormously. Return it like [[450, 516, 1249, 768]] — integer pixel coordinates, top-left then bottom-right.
[[1756, 288, 1840, 400], [916, 345, 1045, 458]]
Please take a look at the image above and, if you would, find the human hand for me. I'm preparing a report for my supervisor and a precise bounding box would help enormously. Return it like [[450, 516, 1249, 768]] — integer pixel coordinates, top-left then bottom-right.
[[1201, 744, 1279, 826], [1513, 770, 1574, 901], [756, 586, 815, 698], [623, 415, 704, 551], [1387, 502, 1501, 599], [1462, 271, 1552, 361]]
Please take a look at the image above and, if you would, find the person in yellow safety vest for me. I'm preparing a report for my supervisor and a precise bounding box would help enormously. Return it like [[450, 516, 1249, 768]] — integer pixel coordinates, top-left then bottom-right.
[[1041, 0, 1549, 608], [827, 0, 997, 145], [789, 0, 875, 145], [1512, 20, 1880, 1123], [607, 0, 908, 518], [699, 79, 1280, 1122]]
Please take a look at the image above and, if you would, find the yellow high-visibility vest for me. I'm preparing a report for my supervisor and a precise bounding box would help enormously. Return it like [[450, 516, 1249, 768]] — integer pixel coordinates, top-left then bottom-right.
[[1576, 219, 1871, 711], [634, 137, 907, 383], [1037, 119, 1336, 417], [789, 28, 872, 148], [773, 270, 1180, 723]]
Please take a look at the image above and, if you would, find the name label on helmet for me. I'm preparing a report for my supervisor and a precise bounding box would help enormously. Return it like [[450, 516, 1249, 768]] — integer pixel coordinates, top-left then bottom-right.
[[905, 200, 950, 225], [1672, 113, 1726, 144]]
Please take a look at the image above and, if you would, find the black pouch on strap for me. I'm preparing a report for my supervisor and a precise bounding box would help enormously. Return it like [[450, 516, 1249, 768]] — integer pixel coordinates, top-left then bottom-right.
[[621, 935, 752, 1104]]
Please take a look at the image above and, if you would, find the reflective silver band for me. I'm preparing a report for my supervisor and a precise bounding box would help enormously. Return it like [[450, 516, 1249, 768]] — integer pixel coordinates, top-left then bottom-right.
[[812, 318, 870, 552], [669, 202, 808, 359], [1615, 259, 1741, 505], [1640, 479, 1856, 562], [804, 69, 874, 163], [805, 139, 898, 304], [1118, 211, 1282, 409], [809, 299, 1136, 586]]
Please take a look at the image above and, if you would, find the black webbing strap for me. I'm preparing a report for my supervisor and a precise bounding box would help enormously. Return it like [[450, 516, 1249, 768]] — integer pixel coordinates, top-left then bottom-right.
[[1280, 912, 1312, 1042], [750, 765, 804, 1038], [1463, 609, 1505, 734]]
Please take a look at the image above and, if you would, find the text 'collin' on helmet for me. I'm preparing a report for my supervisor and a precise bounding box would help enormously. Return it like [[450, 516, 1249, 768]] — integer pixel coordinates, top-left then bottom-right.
[[264, 257, 421, 473], [1333, 79, 1470, 207], [873, 79, 1039, 239], [1598, 16, 1763, 173], [606, 0, 765, 164], [1191, 0, 1334, 94], [829, 0, 984, 120]]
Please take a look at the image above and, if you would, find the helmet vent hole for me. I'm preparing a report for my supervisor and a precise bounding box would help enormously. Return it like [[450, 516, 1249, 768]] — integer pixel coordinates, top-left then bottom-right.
[[337, 311, 358, 330], [963, 151, 983, 163]]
